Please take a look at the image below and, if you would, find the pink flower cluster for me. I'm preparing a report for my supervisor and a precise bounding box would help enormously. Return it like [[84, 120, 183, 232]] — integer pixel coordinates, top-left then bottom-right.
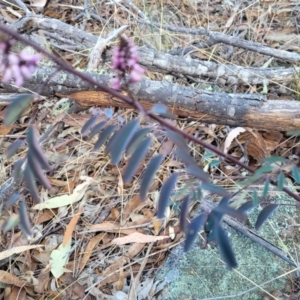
[[112, 37, 145, 89], [0, 40, 41, 87]]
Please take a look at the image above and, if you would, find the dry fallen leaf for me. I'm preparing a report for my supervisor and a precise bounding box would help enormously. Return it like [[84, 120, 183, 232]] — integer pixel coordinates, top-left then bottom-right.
[[262, 131, 283, 151], [112, 232, 168, 245], [223, 127, 246, 154], [0, 245, 43, 261], [63, 206, 83, 247], [89, 222, 137, 234], [7, 286, 26, 300], [78, 233, 106, 273], [246, 129, 269, 161], [0, 125, 13, 135], [30, 0, 48, 7], [0, 270, 27, 287], [33, 176, 92, 210]]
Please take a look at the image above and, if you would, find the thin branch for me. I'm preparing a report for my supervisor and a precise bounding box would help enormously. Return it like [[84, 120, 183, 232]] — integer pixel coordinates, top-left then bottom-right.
[[139, 21, 300, 63]]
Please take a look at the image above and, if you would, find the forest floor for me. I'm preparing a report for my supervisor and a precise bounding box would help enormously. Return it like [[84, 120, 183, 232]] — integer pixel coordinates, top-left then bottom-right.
[[0, 0, 300, 299]]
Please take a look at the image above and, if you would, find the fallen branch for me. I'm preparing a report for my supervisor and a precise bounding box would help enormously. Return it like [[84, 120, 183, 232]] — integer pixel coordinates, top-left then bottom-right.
[[8, 15, 300, 87], [1, 67, 300, 131]]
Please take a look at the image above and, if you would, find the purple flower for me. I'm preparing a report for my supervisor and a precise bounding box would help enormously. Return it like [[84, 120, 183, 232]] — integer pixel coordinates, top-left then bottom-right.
[[111, 37, 144, 89], [0, 40, 41, 87]]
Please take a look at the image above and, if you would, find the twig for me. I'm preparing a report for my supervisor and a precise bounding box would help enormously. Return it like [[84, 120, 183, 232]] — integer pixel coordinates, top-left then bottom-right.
[[11, 0, 31, 15], [87, 25, 128, 70], [124, 0, 150, 22], [138, 21, 300, 63], [128, 242, 154, 300]]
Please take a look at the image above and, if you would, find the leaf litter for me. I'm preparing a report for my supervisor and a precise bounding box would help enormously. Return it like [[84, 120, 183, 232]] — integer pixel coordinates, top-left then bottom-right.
[[0, 0, 300, 299]]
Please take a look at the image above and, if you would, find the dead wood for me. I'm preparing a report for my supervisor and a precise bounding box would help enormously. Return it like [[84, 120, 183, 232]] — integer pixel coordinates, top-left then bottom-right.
[[1, 67, 300, 131], [8, 15, 300, 87]]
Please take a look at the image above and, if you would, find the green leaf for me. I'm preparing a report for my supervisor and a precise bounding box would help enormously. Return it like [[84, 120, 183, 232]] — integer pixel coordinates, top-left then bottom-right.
[[215, 226, 237, 270], [203, 151, 214, 160], [109, 119, 140, 164], [184, 213, 206, 252], [13, 159, 25, 181], [252, 190, 259, 206], [81, 115, 98, 135], [201, 183, 229, 197], [89, 121, 107, 139], [5, 193, 22, 209], [4, 94, 34, 125], [24, 165, 40, 202], [277, 171, 285, 191], [140, 155, 164, 201], [123, 137, 152, 183], [286, 130, 300, 136], [255, 204, 278, 231], [157, 174, 178, 219], [255, 165, 273, 176], [292, 166, 300, 184], [186, 165, 209, 183], [262, 180, 270, 198], [209, 159, 220, 167], [263, 156, 285, 164], [174, 149, 195, 166], [6, 140, 24, 158], [179, 195, 190, 232], [94, 125, 116, 151], [237, 200, 259, 213], [166, 130, 189, 152], [126, 127, 151, 156], [50, 239, 72, 278], [27, 152, 52, 190], [19, 200, 32, 238], [27, 125, 51, 171], [2, 214, 20, 233], [151, 104, 176, 119]]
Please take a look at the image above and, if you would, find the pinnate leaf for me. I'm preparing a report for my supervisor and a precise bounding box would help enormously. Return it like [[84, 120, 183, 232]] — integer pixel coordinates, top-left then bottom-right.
[[6, 140, 24, 158], [277, 172, 285, 191], [89, 121, 106, 139], [179, 195, 190, 231], [255, 204, 278, 231], [126, 127, 151, 156], [2, 214, 20, 233], [108, 119, 140, 164], [184, 213, 206, 252], [123, 137, 152, 183], [24, 165, 40, 202], [201, 183, 229, 197], [215, 226, 237, 270], [262, 179, 270, 198], [27, 152, 52, 190], [19, 200, 32, 238], [140, 154, 164, 201], [93, 125, 116, 151], [186, 165, 209, 183], [4, 94, 34, 125], [81, 115, 98, 135], [292, 166, 300, 184], [166, 129, 189, 152], [157, 173, 178, 219], [237, 200, 259, 214], [27, 125, 51, 171], [6, 193, 22, 209]]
